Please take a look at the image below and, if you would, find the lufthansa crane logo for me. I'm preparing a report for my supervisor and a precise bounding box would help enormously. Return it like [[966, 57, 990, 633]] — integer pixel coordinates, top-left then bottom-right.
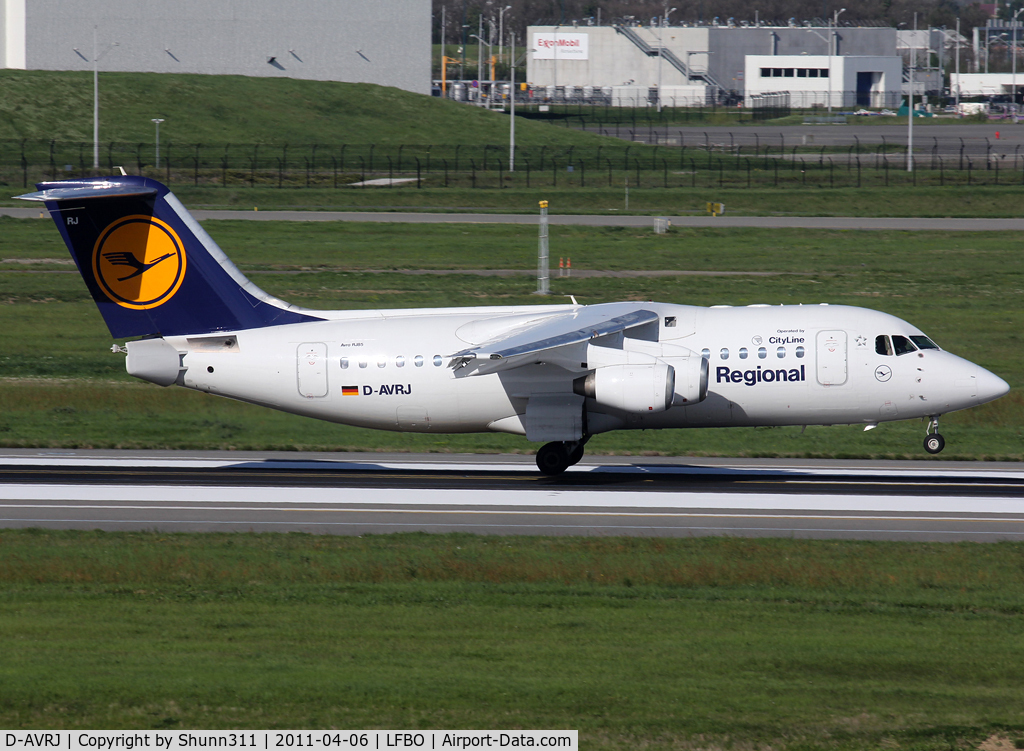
[[92, 215, 186, 309]]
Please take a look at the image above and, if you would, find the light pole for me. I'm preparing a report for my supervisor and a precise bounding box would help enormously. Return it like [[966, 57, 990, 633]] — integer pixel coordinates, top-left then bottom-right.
[[75, 27, 118, 170], [657, 8, 677, 113], [471, 34, 494, 105], [498, 5, 511, 73], [509, 41, 533, 172], [151, 118, 165, 169], [829, 8, 845, 117], [553, 24, 559, 104], [907, 12, 916, 173], [1013, 8, 1024, 118], [477, 13, 484, 93], [955, 17, 961, 110]]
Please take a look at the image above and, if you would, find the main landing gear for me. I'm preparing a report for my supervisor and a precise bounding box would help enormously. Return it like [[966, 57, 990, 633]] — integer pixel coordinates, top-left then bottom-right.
[[924, 416, 945, 454], [536, 438, 588, 476]]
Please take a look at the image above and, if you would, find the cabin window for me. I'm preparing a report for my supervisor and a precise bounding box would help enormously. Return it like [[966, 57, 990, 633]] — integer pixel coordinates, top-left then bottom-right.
[[757, 347, 767, 359], [739, 347, 748, 359], [910, 335, 940, 351], [701, 348, 710, 359], [396, 355, 406, 368], [433, 355, 443, 367], [892, 335, 917, 356], [875, 335, 893, 356], [358, 359, 368, 368], [414, 355, 424, 367], [777, 346, 786, 358], [378, 356, 387, 368], [664, 316, 677, 327], [795, 345, 805, 358], [340, 357, 349, 369], [720, 348, 730, 360]]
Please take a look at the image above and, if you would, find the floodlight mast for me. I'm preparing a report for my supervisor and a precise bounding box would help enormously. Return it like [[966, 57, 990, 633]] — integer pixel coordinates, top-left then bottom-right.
[[79, 27, 118, 171], [829, 8, 845, 117], [907, 12, 916, 173], [1013, 8, 1024, 119], [510, 42, 532, 172]]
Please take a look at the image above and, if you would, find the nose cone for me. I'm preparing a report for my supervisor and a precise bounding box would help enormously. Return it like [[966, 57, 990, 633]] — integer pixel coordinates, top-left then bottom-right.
[[977, 367, 1010, 404]]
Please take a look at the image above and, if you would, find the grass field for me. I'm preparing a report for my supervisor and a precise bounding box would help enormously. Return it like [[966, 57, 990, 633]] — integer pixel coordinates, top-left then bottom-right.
[[0, 217, 1019, 459], [0, 71, 609, 148], [2, 529, 1024, 748], [9, 184, 1023, 219]]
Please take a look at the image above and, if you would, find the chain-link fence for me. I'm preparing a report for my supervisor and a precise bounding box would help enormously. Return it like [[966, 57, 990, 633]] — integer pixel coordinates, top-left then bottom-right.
[[2, 138, 1019, 191]]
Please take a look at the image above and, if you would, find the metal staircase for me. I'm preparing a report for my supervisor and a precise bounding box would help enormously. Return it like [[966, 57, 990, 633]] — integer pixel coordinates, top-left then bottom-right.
[[613, 24, 724, 92]]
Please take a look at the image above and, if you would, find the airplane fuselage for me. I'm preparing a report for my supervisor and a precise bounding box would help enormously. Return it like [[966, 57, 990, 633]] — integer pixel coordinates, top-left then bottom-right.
[[157, 301, 1000, 436]]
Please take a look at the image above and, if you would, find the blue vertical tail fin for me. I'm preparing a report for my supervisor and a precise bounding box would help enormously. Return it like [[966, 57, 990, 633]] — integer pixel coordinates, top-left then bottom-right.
[[16, 176, 322, 338]]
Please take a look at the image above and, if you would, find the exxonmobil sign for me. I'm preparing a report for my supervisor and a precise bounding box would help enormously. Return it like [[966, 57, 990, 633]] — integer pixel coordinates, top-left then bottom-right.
[[531, 32, 589, 60]]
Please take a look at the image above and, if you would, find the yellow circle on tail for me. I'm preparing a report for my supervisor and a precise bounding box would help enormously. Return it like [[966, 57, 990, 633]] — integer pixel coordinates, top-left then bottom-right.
[[92, 216, 186, 310]]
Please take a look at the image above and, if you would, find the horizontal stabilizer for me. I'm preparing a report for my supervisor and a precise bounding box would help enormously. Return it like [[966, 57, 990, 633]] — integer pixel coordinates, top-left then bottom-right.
[[16, 181, 158, 202]]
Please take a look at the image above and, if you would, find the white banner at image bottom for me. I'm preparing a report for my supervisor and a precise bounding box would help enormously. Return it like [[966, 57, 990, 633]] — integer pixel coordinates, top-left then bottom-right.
[[1, 731, 579, 751]]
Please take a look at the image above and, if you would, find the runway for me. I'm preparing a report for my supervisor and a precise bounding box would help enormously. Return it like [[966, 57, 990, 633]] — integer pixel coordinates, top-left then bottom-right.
[[1, 450, 1022, 541]]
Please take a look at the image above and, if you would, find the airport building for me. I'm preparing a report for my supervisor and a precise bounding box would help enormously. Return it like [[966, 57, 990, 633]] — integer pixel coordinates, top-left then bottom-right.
[[0, 0, 430, 95], [524, 23, 915, 107], [744, 55, 903, 109], [951, 73, 1024, 99]]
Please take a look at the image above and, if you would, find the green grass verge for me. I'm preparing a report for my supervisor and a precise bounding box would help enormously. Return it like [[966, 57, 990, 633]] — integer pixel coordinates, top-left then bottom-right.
[[0, 71, 625, 148], [0, 219, 1020, 458], [2, 530, 1024, 748], [8, 184, 1021, 219]]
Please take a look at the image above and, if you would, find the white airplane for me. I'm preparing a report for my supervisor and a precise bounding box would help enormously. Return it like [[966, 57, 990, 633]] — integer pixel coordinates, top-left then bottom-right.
[[17, 176, 1010, 474]]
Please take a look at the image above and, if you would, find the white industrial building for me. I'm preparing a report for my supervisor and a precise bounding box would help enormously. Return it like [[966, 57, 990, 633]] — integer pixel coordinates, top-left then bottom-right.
[[525, 23, 909, 108], [744, 55, 903, 108], [950, 73, 1023, 99], [1, 0, 430, 95]]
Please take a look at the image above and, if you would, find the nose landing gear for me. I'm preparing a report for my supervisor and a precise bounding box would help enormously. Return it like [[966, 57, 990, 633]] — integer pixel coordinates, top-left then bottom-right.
[[536, 437, 589, 475], [924, 416, 945, 454]]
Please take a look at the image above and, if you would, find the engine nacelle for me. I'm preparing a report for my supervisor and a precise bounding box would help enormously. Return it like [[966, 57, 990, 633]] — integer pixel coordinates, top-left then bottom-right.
[[667, 355, 709, 405], [573, 361, 675, 413]]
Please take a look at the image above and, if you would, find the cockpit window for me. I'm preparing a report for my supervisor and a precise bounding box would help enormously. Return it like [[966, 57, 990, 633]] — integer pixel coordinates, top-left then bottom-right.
[[875, 335, 893, 356], [910, 335, 940, 351], [892, 335, 918, 356]]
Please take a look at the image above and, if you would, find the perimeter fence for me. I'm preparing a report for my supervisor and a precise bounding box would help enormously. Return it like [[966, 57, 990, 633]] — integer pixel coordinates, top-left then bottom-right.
[[3, 137, 1023, 192]]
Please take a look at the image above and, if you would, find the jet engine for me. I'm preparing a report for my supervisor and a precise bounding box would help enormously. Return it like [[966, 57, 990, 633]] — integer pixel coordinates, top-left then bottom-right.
[[668, 355, 709, 405], [573, 361, 675, 413]]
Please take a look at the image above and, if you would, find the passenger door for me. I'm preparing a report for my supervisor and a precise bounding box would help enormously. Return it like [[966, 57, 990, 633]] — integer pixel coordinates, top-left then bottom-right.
[[816, 330, 848, 386]]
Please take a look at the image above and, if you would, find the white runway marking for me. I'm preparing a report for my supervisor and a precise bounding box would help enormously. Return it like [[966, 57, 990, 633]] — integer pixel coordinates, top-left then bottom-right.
[[1, 484, 1023, 515], [3, 502, 1024, 525]]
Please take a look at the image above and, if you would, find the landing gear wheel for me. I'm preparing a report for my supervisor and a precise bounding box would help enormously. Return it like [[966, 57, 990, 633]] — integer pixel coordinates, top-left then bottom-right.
[[924, 433, 945, 454], [567, 444, 585, 466], [536, 442, 571, 476]]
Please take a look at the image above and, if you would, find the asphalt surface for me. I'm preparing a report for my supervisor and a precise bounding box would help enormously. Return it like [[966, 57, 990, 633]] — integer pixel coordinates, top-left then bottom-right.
[[589, 122, 1024, 157], [2, 450, 1022, 540], [4, 205, 1024, 230]]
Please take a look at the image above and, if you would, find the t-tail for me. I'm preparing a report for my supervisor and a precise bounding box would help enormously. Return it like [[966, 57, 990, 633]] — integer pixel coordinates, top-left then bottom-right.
[[16, 176, 322, 338]]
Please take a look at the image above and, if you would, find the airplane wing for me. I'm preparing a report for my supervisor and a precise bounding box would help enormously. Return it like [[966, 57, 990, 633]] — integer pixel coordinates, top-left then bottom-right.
[[448, 305, 660, 375]]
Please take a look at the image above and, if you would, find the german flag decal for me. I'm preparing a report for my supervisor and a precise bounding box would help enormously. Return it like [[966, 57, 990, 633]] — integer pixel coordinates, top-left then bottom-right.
[[342, 386, 359, 396]]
